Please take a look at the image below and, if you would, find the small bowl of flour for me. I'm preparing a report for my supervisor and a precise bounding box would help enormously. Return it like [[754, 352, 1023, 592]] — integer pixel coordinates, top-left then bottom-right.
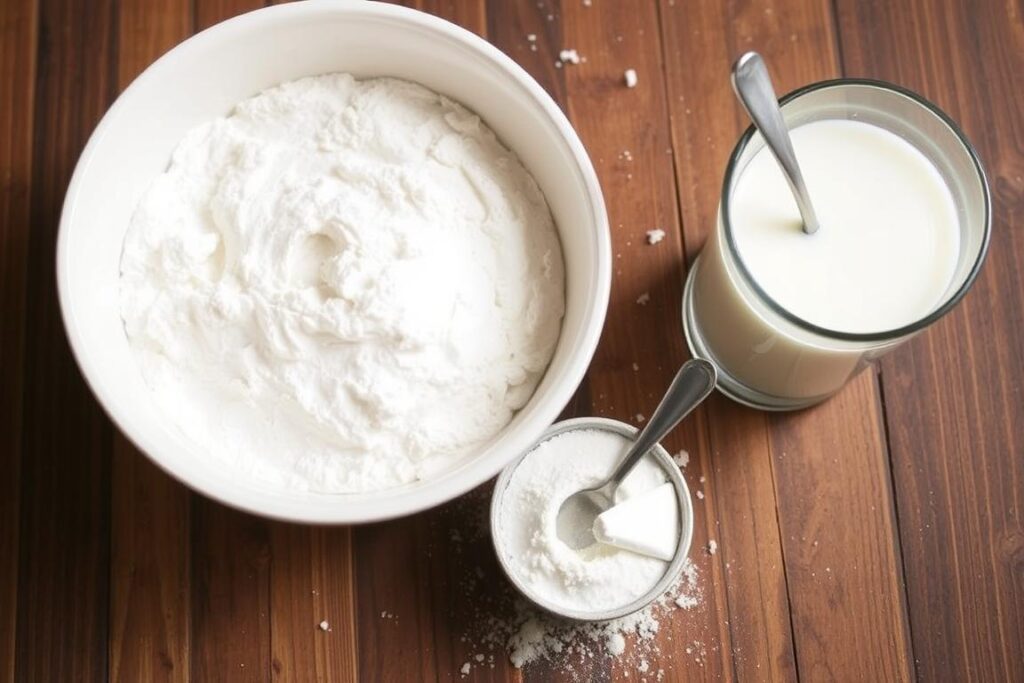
[[491, 417, 694, 621]]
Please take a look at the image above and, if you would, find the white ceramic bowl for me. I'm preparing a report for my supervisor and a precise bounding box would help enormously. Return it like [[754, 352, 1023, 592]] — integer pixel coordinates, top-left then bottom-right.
[[57, 1, 610, 523]]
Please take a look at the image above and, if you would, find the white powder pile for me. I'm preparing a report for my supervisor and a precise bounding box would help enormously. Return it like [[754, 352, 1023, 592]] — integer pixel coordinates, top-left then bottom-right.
[[434, 477, 707, 678], [495, 428, 673, 614], [463, 558, 703, 675], [119, 74, 564, 493]]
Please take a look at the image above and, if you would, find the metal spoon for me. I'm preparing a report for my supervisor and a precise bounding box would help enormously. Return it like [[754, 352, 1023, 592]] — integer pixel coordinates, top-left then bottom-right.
[[555, 358, 717, 550], [731, 51, 821, 235]]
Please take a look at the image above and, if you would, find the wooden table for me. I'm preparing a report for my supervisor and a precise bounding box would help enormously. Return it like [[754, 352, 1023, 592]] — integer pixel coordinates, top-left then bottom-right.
[[3, 0, 1022, 680]]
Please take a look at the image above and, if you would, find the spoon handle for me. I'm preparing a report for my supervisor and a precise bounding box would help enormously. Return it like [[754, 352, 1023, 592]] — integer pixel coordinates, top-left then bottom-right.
[[731, 51, 821, 235], [606, 359, 717, 491]]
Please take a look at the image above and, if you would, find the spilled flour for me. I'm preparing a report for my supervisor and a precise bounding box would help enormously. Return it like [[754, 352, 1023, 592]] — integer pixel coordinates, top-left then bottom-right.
[[440, 485, 710, 679]]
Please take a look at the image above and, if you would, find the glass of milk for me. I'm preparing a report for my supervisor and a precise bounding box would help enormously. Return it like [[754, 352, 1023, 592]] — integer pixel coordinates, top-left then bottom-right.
[[682, 80, 990, 410]]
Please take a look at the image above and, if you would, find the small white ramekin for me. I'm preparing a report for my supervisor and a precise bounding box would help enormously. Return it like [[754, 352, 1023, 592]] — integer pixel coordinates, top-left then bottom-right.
[[490, 417, 694, 621], [57, 1, 610, 523]]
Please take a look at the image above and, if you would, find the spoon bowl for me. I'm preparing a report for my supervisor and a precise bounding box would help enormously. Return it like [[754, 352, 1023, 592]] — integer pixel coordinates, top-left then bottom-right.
[[554, 359, 716, 550]]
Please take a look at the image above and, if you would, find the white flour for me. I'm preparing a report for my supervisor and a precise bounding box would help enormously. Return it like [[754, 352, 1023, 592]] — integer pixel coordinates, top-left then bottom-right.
[[119, 74, 564, 493], [464, 557, 703, 675], [496, 428, 674, 614]]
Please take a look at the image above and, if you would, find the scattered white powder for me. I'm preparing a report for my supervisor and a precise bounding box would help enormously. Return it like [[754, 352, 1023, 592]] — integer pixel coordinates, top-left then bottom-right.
[[119, 74, 564, 493], [635, 413, 646, 424], [496, 428, 671, 613], [637, 292, 651, 305], [624, 69, 638, 88], [437, 484, 707, 678], [696, 490, 704, 500], [460, 662, 471, 675], [559, 48, 582, 64], [606, 632, 626, 655], [318, 620, 329, 631], [646, 228, 665, 244], [707, 540, 717, 555], [673, 450, 689, 468], [466, 559, 703, 674]]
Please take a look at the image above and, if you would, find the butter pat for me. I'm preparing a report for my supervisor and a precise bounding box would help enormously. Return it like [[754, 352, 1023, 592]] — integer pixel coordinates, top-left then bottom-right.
[[593, 482, 679, 561]]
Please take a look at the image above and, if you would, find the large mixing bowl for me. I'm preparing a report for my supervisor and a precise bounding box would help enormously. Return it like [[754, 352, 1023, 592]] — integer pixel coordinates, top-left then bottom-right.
[[56, 1, 610, 523]]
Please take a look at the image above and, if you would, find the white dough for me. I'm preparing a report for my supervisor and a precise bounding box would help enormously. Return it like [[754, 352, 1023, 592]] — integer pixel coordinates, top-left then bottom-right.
[[119, 74, 564, 493]]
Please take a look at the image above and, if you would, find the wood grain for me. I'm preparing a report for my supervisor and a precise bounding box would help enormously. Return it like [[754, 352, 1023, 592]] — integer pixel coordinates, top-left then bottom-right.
[[107, 1, 193, 681], [835, 0, 1024, 680], [14, 0, 117, 680], [351, 4, 512, 681], [268, 525, 357, 680], [3, 0, 1021, 680], [552, 0, 740, 679], [191, 499, 272, 681], [185, 3, 272, 682], [0, 0, 37, 680], [658, 0, 914, 680]]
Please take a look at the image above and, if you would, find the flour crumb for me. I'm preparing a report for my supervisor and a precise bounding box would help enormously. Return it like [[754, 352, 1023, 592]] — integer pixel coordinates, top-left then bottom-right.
[[674, 594, 698, 609], [559, 49, 581, 65], [639, 659, 650, 673], [637, 292, 651, 305], [607, 632, 626, 655], [635, 413, 646, 424], [527, 33, 537, 42], [460, 662, 471, 675], [673, 449, 689, 468], [632, 362, 640, 371], [707, 540, 717, 555], [624, 68, 638, 88], [318, 620, 329, 631], [696, 490, 704, 500], [646, 228, 665, 244]]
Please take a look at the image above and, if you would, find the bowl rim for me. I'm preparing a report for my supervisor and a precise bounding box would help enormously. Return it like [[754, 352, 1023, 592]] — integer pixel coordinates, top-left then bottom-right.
[[55, 0, 611, 524], [489, 417, 695, 622]]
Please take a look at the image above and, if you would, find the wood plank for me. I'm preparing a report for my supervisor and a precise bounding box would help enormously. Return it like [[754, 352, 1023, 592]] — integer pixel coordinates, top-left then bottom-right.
[[658, 0, 914, 680], [354, 516, 443, 682], [0, 0, 37, 680], [15, 0, 117, 680], [351, 3, 513, 681], [554, 0, 737, 679], [260, 2, 362, 663], [107, 2, 193, 682], [656, 1, 805, 679], [110, 440, 192, 683], [268, 526, 357, 680], [770, 375, 914, 680], [185, 3, 271, 682], [834, 0, 1024, 679], [191, 499, 272, 681]]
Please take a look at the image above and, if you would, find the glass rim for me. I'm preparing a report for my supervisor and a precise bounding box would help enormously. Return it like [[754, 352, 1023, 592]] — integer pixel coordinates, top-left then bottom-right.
[[720, 77, 992, 343]]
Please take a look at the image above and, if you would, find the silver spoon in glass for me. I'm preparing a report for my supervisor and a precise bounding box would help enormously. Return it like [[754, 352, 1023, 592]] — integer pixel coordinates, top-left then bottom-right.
[[731, 51, 821, 235], [555, 358, 717, 550]]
